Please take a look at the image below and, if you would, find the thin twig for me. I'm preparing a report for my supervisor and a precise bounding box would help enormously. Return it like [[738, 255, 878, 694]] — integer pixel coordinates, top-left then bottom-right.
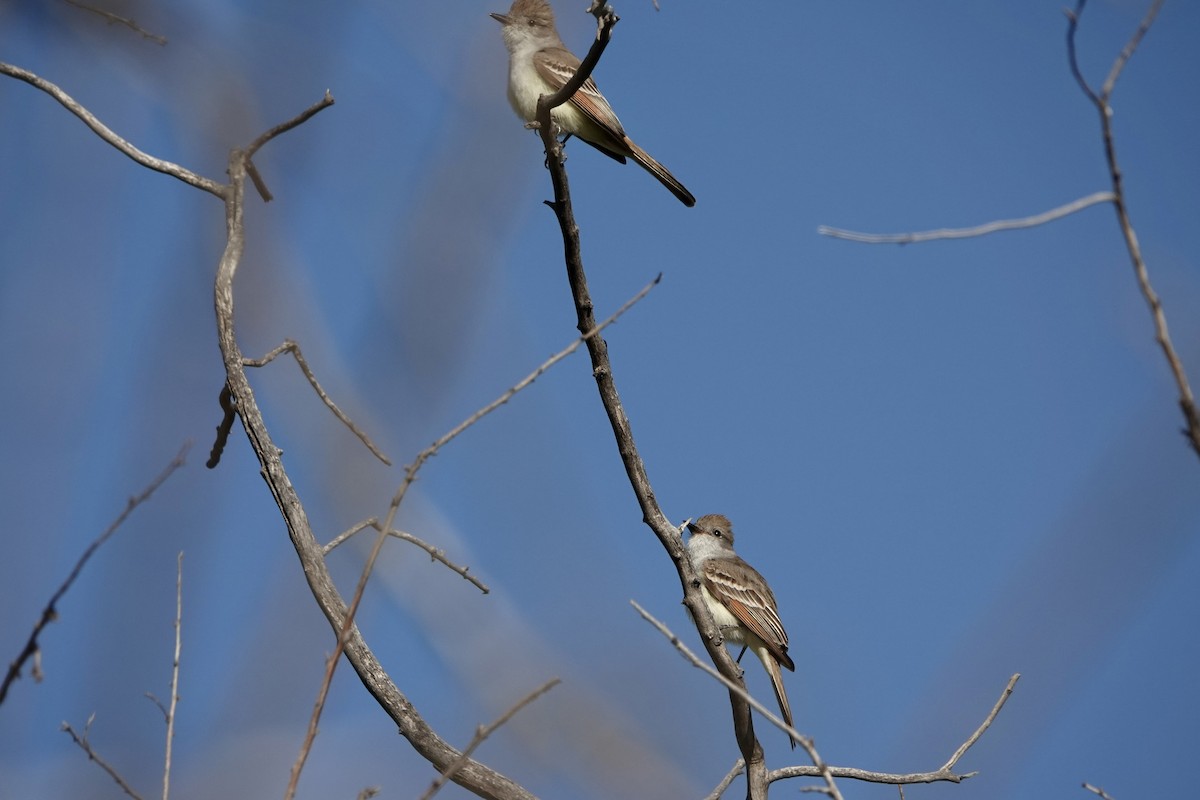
[[0, 63, 222, 196], [144, 691, 169, 721], [244, 158, 272, 203], [63, 0, 168, 45], [1064, 1, 1100, 104], [938, 672, 1019, 772], [240, 92, 334, 201], [1098, 0, 1164, 97], [161, 553, 183, 800], [418, 678, 561, 800], [322, 518, 379, 554], [1083, 782, 1116, 800], [392, 274, 659, 513], [1065, 0, 1198, 458], [387, 529, 490, 594], [246, 91, 334, 161], [323, 519, 490, 594], [817, 191, 1115, 244], [62, 716, 145, 800], [1, 443, 190, 706], [283, 523, 390, 800], [702, 760, 745, 800], [244, 339, 391, 465]]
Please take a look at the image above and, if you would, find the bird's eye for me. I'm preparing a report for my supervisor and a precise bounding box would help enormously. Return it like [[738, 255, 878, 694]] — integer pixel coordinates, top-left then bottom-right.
[[714, 529, 724, 538]]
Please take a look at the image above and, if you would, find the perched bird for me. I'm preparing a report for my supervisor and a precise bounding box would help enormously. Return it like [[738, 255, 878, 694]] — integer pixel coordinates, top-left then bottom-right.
[[687, 514, 796, 748], [491, 0, 696, 206]]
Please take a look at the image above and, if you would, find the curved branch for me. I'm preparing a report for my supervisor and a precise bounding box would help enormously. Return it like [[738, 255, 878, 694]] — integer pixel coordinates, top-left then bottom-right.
[[213, 108, 535, 800], [0, 62, 224, 197]]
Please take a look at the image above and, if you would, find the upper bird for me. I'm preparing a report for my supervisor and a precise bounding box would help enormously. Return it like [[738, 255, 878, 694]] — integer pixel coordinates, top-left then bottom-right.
[[491, 0, 696, 207]]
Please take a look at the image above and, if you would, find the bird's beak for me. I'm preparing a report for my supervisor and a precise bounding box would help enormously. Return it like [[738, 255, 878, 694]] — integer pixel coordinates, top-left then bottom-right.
[[685, 522, 699, 535], [490, 12, 510, 24]]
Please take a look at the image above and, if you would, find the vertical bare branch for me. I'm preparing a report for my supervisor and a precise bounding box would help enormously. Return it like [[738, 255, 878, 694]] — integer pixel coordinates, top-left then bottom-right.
[[162, 553, 184, 800], [1066, 0, 1199, 458]]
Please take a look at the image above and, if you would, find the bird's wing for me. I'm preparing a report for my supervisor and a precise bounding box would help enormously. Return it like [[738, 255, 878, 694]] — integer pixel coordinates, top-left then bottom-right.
[[702, 558, 794, 671], [532, 47, 628, 146]]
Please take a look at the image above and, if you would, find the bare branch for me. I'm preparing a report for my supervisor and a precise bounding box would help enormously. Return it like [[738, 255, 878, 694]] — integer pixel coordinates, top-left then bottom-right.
[[324, 519, 490, 594], [817, 191, 1115, 244], [938, 672, 1019, 773], [1, 443, 190, 706], [244, 339, 391, 465], [62, 716, 145, 800], [392, 273, 660, 513], [1064, 1, 1100, 105], [389, 528, 491, 595], [703, 760, 745, 800], [236, 92, 333, 201], [0, 63, 223, 196], [246, 91, 335, 161], [284, 522, 390, 800], [322, 518, 379, 555], [144, 691, 169, 722], [418, 679, 562, 800], [161, 553, 184, 800], [1065, 0, 1200, 459], [1098, 0, 1164, 98], [63, 0, 168, 45]]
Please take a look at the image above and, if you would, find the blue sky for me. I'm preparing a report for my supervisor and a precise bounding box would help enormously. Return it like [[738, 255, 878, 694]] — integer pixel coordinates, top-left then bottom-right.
[[2, 1, 1198, 798]]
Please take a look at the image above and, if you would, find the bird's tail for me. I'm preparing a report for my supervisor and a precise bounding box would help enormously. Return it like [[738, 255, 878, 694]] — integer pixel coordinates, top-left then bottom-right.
[[624, 137, 696, 207], [761, 649, 797, 749]]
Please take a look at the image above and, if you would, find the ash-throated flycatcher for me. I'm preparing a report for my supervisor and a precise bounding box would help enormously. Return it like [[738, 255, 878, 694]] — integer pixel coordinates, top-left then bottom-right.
[[490, 0, 696, 207], [687, 514, 797, 748]]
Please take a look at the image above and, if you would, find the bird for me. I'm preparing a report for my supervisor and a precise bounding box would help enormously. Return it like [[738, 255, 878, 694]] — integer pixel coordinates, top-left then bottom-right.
[[687, 513, 797, 748], [490, 0, 696, 206]]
